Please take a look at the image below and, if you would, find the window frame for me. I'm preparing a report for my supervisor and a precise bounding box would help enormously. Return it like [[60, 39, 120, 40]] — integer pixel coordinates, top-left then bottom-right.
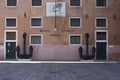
[[69, 17, 82, 28], [96, 0, 108, 8], [30, 34, 43, 45], [69, 34, 82, 45], [6, 0, 18, 7], [69, 0, 82, 7], [95, 17, 108, 28], [5, 17, 17, 28], [31, 0, 42, 7], [30, 17, 43, 28]]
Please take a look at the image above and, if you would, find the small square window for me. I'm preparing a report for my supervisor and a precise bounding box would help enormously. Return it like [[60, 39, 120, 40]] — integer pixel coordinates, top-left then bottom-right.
[[70, 18, 81, 28], [70, 35, 81, 44], [30, 35, 43, 45], [7, 0, 17, 6], [97, 32, 106, 40], [70, 0, 81, 6], [6, 18, 16, 27], [96, 0, 107, 7], [32, 0, 42, 6], [31, 18, 42, 28], [96, 18, 107, 28]]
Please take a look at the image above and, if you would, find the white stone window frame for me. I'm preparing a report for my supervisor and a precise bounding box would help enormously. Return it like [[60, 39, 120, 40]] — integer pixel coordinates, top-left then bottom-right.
[[69, 0, 82, 7], [30, 17, 43, 28], [69, 34, 82, 45], [5, 17, 17, 28], [95, 17, 108, 28], [96, 0, 108, 8], [6, 0, 18, 7], [69, 17, 82, 28], [31, 0, 43, 7], [30, 34, 43, 45]]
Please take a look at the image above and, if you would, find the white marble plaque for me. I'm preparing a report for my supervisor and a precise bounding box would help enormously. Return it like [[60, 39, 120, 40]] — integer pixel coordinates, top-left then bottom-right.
[[46, 2, 66, 17]]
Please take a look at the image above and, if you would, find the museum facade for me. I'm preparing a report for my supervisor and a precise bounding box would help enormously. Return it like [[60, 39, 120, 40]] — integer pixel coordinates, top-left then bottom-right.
[[0, 0, 120, 61]]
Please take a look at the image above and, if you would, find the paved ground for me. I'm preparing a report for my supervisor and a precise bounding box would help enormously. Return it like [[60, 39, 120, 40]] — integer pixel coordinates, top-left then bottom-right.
[[0, 62, 119, 80]]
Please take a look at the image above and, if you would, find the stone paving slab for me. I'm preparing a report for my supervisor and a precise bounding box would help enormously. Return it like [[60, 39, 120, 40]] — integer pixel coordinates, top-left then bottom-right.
[[0, 63, 119, 80]]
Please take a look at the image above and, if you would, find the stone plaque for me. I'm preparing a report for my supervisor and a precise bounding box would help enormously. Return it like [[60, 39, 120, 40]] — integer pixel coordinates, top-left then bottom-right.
[[46, 2, 66, 17]]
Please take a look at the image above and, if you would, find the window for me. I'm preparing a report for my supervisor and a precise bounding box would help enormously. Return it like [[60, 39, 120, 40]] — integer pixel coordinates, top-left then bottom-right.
[[96, 0, 107, 8], [31, 17, 42, 28], [70, 0, 81, 6], [97, 32, 106, 40], [6, 32, 16, 40], [6, 18, 17, 27], [70, 17, 81, 28], [7, 0, 17, 6], [69, 35, 82, 45], [32, 0, 42, 6], [96, 18, 107, 28], [30, 34, 43, 45]]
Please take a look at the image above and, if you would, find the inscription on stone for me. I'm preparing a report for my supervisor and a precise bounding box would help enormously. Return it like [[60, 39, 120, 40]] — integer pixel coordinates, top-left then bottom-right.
[[40, 30, 50, 32], [61, 30, 74, 32], [50, 34, 61, 37]]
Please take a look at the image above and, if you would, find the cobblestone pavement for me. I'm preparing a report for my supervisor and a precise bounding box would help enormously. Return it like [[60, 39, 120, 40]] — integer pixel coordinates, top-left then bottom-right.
[[0, 62, 119, 80]]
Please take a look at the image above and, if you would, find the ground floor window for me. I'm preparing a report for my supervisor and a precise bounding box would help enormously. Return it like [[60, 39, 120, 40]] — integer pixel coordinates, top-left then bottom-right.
[[69, 34, 82, 45], [30, 34, 43, 45]]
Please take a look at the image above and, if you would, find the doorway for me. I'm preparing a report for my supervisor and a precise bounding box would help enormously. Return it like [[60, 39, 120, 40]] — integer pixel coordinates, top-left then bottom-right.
[[96, 31, 108, 60], [5, 30, 17, 59]]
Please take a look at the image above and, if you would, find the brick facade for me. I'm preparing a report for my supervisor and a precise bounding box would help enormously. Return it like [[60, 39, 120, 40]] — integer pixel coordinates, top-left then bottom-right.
[[0, 0, 120, 61]]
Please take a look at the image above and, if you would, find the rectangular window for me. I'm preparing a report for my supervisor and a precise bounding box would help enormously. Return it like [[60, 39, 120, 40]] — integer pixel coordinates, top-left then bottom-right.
[[6, 18, 17, 27], [6, 32, 16, 40], [96, 0, 107, 7], [32, 0, 42, 6], [31, 17, 42, 28], [7, 0, 17, 6], [70, 0, 81, 6], [97, 32, 106, 40], [70, 17, 81, 28], [30, 35, 43, 45], [69, 35, 81, 44], [96, 18, 107, 28]]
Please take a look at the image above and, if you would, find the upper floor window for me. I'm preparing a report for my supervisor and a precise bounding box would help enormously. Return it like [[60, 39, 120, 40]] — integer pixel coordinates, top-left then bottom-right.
[[96, 17, 108, 28], [70, 17, 81, 28], [70, 0, 81, 7], [6, 18, 17, 28], [96, 0, 108, 8], [32, 0, 42, 6], [30, 17, 42, 28], [7, 0, 17, 6]]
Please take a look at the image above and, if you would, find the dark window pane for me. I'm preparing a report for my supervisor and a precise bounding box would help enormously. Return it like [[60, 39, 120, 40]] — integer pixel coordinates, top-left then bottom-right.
[[70, 36, 81, 44], [6, 19, 16, 27], [6, 32, 16, 40], [7, 0, 17, 6], [31, 18, 41, 26], [70, 0, 80, 6], [97, 32, 106, 40], [31, 36, 41, 44], [70, 18, 80, 27], [96, 19, 106, 27], [96, 0, 106, 7], [32, 0, 42, 6]]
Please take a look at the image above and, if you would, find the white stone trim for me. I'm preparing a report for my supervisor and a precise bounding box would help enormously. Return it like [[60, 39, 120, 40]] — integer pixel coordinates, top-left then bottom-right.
[[96, 0, 108, 8], [69, 0, 82, 7], [6, 0, 18, 7], [69, 17, 82, 28], [31, 0, 43, 7], [95, 17, 108, 28], [30, 17, 43, 28], [69, 34, 82, 45], [5, 17, 17, 28], [30, 34, 43, 45]]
